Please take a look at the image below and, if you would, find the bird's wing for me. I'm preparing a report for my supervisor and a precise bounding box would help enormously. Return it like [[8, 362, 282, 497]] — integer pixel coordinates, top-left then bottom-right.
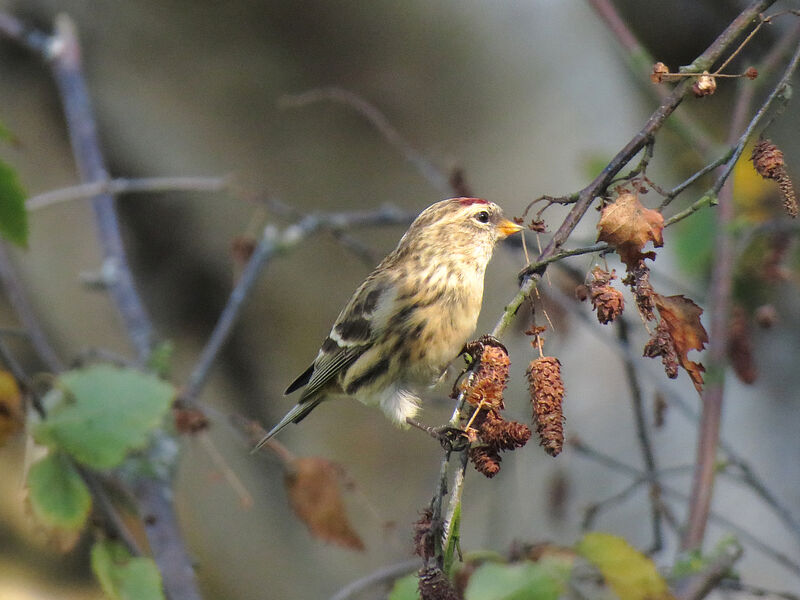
[[288, 273, 395, 402]]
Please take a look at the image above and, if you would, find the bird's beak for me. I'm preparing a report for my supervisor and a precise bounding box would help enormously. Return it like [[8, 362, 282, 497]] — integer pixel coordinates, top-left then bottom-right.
[[496, 218, 524, 238]]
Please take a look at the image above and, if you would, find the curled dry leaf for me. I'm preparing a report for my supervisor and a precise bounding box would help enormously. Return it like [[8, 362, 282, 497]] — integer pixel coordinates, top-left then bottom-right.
[[654, 294, 709, 393], [284, 456, 364, 551], [597, 193, 664, 270], [0, 370, 24, 446]]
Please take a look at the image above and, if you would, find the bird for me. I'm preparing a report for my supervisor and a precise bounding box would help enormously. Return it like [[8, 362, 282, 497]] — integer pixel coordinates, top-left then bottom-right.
[[253, 197, 522, 451]]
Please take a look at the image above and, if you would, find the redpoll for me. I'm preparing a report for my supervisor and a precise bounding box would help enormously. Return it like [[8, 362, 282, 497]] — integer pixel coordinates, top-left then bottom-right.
[[254, 198, 522, 450]]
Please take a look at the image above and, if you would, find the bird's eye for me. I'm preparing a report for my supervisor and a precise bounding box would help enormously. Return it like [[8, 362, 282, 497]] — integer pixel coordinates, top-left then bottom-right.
[[475, 211, 490, 223]]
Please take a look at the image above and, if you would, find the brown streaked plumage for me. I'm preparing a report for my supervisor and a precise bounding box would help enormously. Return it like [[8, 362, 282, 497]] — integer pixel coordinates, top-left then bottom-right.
[[253, 197, 522, 450]]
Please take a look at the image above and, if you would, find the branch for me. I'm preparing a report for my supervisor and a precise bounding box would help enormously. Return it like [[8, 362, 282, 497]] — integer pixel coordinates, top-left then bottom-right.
[[586, 0, 715, 158], [493, 0, 779, 338], [328, 559, 421, 600], [672, 539, 743, 600], [571, 440, 800, 577], [46, 15, 155, 363], [682, 35, 800, 552], [546, 278, 800, 549], [666, 37, 800, 228], [26, 176, 230, 211], [2, 13, 203, 598], [0, 243, 64, 372], [281, 87, 453, 196]]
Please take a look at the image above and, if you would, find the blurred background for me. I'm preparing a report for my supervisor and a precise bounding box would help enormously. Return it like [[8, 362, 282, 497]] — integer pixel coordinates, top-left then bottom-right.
[[0, 0, 798, 598]]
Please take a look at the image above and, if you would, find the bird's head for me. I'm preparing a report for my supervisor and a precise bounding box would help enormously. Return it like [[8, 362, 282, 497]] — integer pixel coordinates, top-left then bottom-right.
[[398, 198, 523, 262]]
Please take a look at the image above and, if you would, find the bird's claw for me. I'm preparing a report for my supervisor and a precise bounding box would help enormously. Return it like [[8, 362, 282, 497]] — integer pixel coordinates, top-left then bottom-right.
[[434, 426, 472, 452]]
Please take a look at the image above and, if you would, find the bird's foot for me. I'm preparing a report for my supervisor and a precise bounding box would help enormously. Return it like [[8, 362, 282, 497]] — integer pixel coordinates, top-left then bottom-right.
[[406, 418, 472, 452]]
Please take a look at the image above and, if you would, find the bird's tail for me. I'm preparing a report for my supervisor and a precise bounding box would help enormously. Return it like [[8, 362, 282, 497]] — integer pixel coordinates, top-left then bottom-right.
[[251, 399, 323, 453]]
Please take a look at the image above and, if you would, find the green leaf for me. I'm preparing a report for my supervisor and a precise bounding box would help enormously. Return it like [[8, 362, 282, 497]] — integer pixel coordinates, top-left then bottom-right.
[[0, 119, 15, 143], [577, 532, 672, 600], [27, 452, 91, 533], [0, 158, 28, 247], [34, 365, 175, 469], [146, 340, 174, 379], [388, 574, 421, 600], [465, 560, 566, 600], [91, 540, 165, 600]]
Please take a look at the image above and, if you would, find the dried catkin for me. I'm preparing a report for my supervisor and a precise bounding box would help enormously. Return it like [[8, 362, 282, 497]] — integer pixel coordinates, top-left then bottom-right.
[[588, 267, 625, 324], [463, 344, 510, 409], [751, 139, 798, 218], [526, 357, 565, 457], [418, 567, 460, 600], [469, 445, 502, 478]]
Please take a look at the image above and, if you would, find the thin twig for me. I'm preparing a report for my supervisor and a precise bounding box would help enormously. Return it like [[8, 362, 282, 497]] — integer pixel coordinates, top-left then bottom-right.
[[666, 39, 800, 229], [328, 559, 421, 600], [586, 0, 716, 158], [571, 441, 800, 576], [493, 0, 778, 339], [280, 87, 452, 196], [26, 176, 230, 211], [617, 318, 663, 553], [0, 243, 64, 372], [672, 539, 743, 600], [546, 279, 800, 548]]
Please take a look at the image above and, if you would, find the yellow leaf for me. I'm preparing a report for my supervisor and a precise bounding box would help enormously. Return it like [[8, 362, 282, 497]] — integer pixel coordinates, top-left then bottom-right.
[[577, 532, 673, 600], [734, 142, 774, 223], [0, 369, 24, 445]]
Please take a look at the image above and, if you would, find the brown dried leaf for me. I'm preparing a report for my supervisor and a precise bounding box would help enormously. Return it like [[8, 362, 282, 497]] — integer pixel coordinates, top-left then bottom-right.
[[597, 193, 664, 269], [285, 457, 364, 551], [654, 294, 709, 393], [728, 306, 757, 385], [0, 370, 24, 446]]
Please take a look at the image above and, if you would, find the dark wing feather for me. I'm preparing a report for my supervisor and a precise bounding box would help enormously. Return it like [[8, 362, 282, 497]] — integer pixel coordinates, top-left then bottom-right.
[[285, 271, 392, 402], [298, 344, 365, 401], [284, 364, 314, 395]]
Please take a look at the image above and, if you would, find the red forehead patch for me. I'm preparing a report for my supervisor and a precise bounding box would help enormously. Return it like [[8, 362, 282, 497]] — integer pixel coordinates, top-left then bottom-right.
[[457, 197, 489, 206]]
